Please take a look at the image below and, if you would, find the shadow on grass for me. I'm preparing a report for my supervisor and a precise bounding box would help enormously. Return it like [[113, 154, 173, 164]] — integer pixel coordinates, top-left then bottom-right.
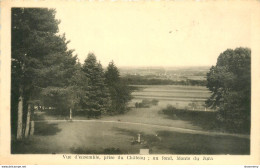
[[113, 127, 250, 154], [162, 109, 217, 130], [157, 130, 250, 155], [34, 122, 61, 136], [160, 105, 250, 134], [11, 139, 54, 154], [11, 122, 62, 154]]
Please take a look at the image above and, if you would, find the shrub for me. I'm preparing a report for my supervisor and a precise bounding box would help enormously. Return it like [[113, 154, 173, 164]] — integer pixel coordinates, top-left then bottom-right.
[[135, 99, 159, 108]]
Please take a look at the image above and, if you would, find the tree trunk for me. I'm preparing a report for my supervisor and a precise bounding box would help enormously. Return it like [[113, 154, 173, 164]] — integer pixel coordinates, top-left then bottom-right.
[[30, 120, 35, 136], [16, 93, 23, 140], [30, 105, 35, 136], [24, 104, 31, 138]]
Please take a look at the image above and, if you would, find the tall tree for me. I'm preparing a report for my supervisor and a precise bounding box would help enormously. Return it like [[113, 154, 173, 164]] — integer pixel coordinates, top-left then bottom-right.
[[81, 53, 110, 117], [11, 8, 78, 139], [206, 47, 251, 132], [105, 61, 132, 114]]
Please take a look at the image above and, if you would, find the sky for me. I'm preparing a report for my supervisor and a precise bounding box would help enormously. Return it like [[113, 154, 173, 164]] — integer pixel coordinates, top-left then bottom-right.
[[55, 2, 251, 67]]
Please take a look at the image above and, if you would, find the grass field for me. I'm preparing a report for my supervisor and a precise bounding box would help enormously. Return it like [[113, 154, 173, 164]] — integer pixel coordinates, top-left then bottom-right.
[[12, 85, 250, 154], [130, 85, 211, 110]]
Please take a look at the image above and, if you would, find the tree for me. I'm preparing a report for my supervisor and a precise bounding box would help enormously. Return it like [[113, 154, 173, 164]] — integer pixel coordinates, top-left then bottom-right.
[[81, 53, 110, 117], [104, 61, 120, 86], [66, 63, 88, 119], [40, 61, 85, 117], [206, 47, 251, 132], [11, 8, 78, 139], [105, 61, 132, 114]]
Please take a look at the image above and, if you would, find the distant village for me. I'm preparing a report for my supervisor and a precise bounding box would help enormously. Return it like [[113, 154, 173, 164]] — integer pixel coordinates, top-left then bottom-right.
[[119, 66, 210, 81]]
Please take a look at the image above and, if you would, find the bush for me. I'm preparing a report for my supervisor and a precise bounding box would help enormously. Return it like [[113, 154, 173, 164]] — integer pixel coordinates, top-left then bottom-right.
[[135, 99, 159, 108]]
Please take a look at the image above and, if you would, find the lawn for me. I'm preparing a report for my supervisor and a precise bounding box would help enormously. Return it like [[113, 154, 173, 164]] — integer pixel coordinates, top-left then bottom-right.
[[12, 121, 249, 154]]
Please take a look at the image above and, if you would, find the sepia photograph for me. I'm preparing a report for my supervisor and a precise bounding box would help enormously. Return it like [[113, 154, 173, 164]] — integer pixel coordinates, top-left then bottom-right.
[[1, 0, 260, 165], [10, 3, 251, 155]]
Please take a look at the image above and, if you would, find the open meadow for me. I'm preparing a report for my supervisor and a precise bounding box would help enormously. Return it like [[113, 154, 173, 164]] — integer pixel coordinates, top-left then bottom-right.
[[130, 85, 211, 110]]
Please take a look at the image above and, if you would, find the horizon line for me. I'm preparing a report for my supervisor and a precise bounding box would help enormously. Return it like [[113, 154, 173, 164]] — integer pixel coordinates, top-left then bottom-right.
[[117, 65, 212, 69]]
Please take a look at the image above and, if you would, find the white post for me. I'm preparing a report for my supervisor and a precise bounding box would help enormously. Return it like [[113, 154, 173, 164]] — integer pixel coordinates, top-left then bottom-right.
[[137, 134, 141, 143], [70, 108, 72, 120]]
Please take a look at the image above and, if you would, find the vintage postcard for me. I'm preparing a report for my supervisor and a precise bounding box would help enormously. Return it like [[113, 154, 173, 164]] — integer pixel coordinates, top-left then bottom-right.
[[0, 0, 260, 165]]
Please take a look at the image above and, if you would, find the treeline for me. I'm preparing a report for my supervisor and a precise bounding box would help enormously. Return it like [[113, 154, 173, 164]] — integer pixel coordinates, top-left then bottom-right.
[[11, 8, 131, 140], [121, 75, 207, 86]]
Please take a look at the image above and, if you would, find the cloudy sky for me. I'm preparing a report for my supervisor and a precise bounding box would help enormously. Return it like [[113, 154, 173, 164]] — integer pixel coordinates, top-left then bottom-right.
[[55, 1, 251, 67]]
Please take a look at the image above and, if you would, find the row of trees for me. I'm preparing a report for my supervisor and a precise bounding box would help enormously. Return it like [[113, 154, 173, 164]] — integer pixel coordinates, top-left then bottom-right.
[[11, 8, 131, 140], [121, 75, 207, 86], [206, 47, 251, 132]]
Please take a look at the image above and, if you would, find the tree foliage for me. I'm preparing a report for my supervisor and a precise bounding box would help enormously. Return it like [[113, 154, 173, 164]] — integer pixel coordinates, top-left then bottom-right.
[[105, 61, 132, 114], [206, 47, 251, 132], [11, 8, 79, 139], [81, 53, 111, 117]]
